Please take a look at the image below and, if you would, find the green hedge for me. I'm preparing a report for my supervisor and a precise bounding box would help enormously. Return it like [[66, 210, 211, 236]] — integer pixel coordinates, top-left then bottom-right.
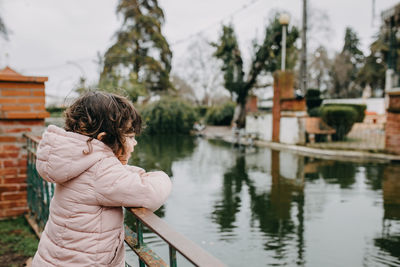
[[308, 107, 321, 117], [321, 106, 357, 140], [323, 103, 366, 123], [305, 89, 323, 115], [46, 106, 66, 113], [205, 102, 235, 126], [46, 106, 66, 118], [141, 97, 198, 134], [196, 105, 209, 118]]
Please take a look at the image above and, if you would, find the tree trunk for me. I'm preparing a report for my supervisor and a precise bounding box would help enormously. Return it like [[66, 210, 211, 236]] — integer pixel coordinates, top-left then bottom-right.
[[232, 102, 247, 128]]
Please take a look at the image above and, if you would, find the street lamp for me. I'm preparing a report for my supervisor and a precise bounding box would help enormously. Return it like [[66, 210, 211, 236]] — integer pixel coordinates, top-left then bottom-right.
[[279, 13, 290, 71]]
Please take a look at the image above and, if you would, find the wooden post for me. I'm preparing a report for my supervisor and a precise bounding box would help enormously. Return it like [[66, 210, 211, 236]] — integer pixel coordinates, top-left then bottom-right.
[[0, 66, 49, 218]]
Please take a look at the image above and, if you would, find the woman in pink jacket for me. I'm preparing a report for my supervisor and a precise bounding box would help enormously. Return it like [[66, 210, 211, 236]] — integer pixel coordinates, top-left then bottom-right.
[[32, 91, 172, 266]]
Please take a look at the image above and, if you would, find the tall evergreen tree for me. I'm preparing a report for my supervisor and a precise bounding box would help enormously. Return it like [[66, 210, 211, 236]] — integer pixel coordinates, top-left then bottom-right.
[[308, 46, 331, 93], [0, 10, 7, 40], [356, 53, 385, 95], [330, 52, 354, 98], [342, 27, 364, 66], [100, 0, 172, 95], [330, 27, 364, 98], [356, 29, 387, 95], [263, 14, 299, 72], [213, 14, 299, 128]]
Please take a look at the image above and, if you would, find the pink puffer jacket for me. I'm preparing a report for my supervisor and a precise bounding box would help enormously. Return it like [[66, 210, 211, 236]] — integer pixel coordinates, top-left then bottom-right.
[[32, 125, 172, 267]]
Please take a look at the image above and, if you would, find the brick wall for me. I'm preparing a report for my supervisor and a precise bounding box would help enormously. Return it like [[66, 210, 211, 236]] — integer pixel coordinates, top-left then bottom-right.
[[385, 91, 400, 155], [0, 67, 48, 218], [0, 82, 48, 119], [272, 71, 295, 142], [280, 98, 306, 111], [383, 164, 400, 219], [245, 95, 258, 113]]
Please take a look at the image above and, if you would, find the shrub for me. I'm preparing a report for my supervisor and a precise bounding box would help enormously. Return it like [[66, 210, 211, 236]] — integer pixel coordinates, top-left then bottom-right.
[[46, 106, 66, 113], [321, 106, 357, 140], [46, 106, 66, 118], [141, 97, 198, 134], [308, 107, 321, 117], [323, 103, 366, 123], [305, 89, 323, 116], [205, 102, 235, 126], [196, 105, 209, 118]]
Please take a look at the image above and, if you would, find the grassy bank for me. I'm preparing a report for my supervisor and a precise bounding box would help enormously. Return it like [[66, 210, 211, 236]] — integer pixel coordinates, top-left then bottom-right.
[[0, 216, 38, 267]]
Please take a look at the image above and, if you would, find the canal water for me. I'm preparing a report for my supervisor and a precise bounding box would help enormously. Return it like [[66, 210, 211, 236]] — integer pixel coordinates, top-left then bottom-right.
[[125, 135, 400, 267]]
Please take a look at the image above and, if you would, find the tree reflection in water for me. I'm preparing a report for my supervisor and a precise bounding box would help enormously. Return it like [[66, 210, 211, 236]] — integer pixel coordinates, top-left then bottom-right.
[[212, 150, 305, 265], [373, 164, 400, 262], [129, 134, 196, 177], [211, 156, 244, 231], [364, 163, 385, 190], [127, 134, 196, 221], [304, 159, 400, 266], [305, 159, 357, 188]]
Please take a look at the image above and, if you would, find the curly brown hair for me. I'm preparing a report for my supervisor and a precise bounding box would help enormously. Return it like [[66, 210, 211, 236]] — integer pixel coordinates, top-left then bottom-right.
[[64, 91, 142, 156]]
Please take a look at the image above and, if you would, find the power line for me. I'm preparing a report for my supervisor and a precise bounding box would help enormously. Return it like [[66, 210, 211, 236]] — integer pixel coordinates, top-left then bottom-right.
[[18, 0, 265, 71], [170, 0, 264, 47]]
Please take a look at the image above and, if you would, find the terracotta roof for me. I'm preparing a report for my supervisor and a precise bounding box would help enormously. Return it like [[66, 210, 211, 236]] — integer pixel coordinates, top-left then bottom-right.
[[0, 66, 48, 83], [0, 66, 21, 76]]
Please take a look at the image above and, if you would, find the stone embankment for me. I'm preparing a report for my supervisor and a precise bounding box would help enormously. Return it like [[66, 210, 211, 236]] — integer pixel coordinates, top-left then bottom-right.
[[199, 126, 400, 163]]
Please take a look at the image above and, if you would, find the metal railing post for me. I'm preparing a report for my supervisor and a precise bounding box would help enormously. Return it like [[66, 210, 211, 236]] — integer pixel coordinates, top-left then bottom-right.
[[169, 246, 177, 267], [136, 218, 145, 267]]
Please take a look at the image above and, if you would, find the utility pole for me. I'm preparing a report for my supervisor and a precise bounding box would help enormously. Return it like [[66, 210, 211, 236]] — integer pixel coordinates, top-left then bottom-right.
[[372, 0, 376, 27], [300, 0, 308, 94], [279, 13, 290, 71]]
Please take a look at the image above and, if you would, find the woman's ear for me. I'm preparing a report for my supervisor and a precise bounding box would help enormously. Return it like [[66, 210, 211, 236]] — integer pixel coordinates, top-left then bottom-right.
[[97, 132, 106, 141]]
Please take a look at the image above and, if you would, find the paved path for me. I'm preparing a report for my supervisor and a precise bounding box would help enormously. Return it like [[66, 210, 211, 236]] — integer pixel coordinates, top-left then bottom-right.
[[199, 125, 400, 163], [308, 121, 385, 152]]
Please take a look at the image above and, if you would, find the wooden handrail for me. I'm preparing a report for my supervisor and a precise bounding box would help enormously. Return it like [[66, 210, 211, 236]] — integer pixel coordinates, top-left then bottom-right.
[[23, 132, 41, 144], [128, 208, 226, 267]]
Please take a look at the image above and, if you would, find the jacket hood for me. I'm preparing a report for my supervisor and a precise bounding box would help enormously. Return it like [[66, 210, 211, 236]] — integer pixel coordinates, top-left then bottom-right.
[[36, 125, 115, 184]]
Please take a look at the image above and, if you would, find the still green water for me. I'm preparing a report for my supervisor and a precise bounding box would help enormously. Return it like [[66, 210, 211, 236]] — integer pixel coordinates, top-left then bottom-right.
[[125, 135, 400, 267]]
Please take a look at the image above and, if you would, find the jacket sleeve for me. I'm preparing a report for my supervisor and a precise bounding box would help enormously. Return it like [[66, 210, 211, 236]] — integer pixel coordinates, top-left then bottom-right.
[[124, 165, 146, 175], [93, 157, 172, 211]]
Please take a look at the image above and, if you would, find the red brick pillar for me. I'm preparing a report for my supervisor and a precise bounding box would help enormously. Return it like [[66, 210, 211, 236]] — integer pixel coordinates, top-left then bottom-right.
[[385, 91, 400, 155], [383, 164, 400, 219], [0, 66, 49, 218], [245, 95, 258, 113], [272, 71, 294, 142]]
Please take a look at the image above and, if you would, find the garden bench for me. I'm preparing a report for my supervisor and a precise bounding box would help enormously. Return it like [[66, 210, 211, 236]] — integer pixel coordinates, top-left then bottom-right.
[[305, 117, 336, 143]]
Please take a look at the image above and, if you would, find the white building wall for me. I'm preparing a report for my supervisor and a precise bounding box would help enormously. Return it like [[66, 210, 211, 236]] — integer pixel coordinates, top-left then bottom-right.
[[279, 117, 306, 145], [245, 113, 272, 141], [279, 151, 299, 179], [246, 113, 305, 145]]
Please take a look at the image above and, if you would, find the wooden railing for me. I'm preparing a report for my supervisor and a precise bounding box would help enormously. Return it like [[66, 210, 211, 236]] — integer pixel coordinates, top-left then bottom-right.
[[24, 133, 225, 267]]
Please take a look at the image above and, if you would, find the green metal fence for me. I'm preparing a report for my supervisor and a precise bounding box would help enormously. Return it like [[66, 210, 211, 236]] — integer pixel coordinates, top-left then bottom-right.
[[24, 133, 225, 267], [26, 134, 53, 230]]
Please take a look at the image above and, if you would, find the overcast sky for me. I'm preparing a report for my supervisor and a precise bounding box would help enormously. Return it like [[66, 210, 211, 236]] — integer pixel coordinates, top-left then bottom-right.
[[1, 0, 399, 103]]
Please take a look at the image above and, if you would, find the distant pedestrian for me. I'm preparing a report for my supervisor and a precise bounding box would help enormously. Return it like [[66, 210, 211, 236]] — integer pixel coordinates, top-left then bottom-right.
[[32, 91, 172, 266]]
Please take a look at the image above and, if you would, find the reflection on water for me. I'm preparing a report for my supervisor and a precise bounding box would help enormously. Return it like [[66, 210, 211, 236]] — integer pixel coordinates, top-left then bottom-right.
[[125, 135, 400, 267], [304, 159, 357, 188], [370, 165, 400, 266], [129, 134, 196, 176]]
